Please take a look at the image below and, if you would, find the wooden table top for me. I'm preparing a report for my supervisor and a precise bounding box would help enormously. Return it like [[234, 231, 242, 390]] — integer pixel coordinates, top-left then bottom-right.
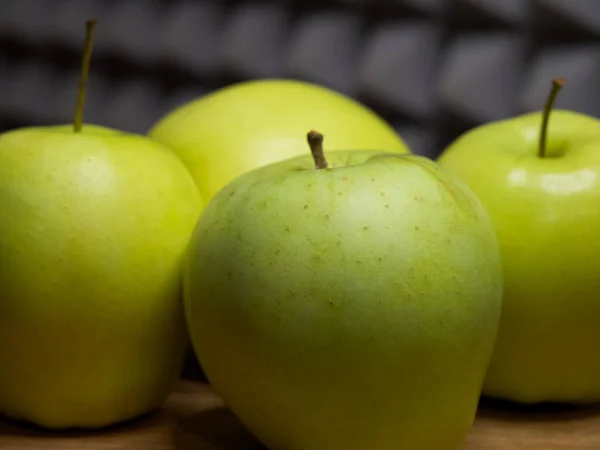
[[1, 379, 599, 449]]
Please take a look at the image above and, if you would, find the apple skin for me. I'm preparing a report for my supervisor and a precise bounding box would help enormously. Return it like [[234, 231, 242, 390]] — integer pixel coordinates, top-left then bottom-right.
[[0, 124, 203, 429], [148, 79, 410, 202], [183, 150, 503, 450], [437, 110, 600, 404]]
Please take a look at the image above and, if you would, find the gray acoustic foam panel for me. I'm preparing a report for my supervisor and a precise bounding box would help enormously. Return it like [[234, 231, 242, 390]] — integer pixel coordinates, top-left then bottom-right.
[[0, 0, 599, 159]]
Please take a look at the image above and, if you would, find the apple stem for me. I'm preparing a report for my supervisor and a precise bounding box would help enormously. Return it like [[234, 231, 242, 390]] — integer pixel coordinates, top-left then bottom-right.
[[73, 19, 98, 133], [538, 77, 566, 158], [307, 130, 328, 170]]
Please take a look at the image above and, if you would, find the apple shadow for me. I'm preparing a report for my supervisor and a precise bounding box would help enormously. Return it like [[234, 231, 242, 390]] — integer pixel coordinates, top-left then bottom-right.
[[180, 345, 208, 382], [477, 395, 600, 423], [0, 407, 162, 438], [170, 406, 265, 450]]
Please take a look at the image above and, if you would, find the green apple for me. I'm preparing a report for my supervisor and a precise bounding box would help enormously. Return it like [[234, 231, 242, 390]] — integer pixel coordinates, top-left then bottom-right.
[[0, 20, 203, 429], [183, 131, 503, 450], [148, 79, 410, 203], [437, 78, 600, 404]]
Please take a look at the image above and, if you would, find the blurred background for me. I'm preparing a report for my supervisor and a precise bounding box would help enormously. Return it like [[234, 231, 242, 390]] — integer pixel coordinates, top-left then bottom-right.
[[0, 0, 598, 158]]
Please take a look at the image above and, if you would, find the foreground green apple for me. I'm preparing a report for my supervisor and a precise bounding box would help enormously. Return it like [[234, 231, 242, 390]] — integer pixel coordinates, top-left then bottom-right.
[[183, 131, 503, 450], [0, 21, 203, 429], [438, 78, 600, 404], [148, 79, 410, 202]]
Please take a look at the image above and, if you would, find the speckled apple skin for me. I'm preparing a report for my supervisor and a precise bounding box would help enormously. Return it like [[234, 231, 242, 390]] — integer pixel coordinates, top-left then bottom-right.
[[184, 151, 503, 450]]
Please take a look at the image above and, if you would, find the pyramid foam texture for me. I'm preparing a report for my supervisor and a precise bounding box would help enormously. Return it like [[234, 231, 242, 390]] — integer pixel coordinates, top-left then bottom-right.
[[0, 0, 599, 158]]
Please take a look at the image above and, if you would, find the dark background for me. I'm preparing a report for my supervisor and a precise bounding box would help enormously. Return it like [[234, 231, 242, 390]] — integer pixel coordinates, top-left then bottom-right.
[[0, 0, 599, 159]]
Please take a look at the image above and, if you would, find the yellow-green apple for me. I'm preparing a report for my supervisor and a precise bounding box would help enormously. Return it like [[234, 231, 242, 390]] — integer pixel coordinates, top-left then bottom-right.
[[0, 20, 203, 429], [183, 131, 503, 450], [148, 79, 410, 202], [438, 78, 600, 404]]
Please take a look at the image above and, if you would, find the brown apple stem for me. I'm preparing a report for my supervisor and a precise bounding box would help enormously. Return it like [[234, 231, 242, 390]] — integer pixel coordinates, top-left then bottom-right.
[[538, 77, 565, 158], [307, 130, 328, 170], [73, 19, 98, 133]]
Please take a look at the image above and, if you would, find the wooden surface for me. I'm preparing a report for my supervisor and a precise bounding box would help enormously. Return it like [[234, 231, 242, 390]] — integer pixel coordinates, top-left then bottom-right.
[[1, 380, 599, 449]]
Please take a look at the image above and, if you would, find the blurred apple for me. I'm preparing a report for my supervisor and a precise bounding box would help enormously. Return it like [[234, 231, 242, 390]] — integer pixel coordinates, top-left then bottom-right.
[[148, 79, 410, 202]]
